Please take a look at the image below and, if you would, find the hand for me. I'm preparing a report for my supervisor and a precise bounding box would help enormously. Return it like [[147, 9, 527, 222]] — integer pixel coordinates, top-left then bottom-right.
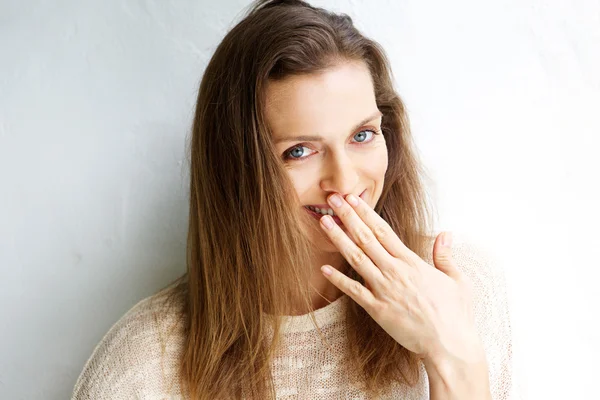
[[318, 193, 482, 363]]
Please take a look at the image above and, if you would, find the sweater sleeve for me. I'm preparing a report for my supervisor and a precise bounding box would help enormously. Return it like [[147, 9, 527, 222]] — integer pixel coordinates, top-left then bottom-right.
[[451, 236, 521, 400], [71, 294, 184, 400]]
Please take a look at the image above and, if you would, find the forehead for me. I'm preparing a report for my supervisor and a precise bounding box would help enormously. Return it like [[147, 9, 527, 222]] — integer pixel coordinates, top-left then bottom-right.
[[264, 61, 378, 137]]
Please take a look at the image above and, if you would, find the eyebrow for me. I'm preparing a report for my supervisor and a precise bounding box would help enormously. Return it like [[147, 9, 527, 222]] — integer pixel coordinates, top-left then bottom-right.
[[274, 110, 383, 144]]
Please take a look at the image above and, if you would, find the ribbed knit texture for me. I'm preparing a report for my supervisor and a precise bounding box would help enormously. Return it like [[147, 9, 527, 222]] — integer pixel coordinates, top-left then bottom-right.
[[72, 234, 519, 399]]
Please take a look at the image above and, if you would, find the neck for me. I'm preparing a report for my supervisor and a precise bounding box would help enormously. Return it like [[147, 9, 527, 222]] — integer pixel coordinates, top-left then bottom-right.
[[305, 251, 349, 312]]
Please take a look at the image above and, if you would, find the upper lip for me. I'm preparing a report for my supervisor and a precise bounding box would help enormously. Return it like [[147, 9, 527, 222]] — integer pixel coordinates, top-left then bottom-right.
[[304, 190, 366, 208]]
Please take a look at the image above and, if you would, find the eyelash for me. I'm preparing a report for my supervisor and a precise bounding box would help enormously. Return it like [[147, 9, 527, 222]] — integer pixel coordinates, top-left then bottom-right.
[[282, 128, 382, 162]]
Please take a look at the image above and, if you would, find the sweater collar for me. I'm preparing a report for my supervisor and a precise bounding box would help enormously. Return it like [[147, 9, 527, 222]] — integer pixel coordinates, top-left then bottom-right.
[[267, 294, 349, 334]]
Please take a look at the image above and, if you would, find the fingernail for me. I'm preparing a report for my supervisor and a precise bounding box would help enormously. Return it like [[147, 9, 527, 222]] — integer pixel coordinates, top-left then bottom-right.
[[321, 215, 334, 229], [328, 194, 343, 207], [346, 194, 358, 206], [321, 266, 333, 276]]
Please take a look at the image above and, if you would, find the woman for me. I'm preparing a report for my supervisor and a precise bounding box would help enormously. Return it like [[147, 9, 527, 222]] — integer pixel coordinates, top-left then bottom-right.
[[72, 0, 516, 399]]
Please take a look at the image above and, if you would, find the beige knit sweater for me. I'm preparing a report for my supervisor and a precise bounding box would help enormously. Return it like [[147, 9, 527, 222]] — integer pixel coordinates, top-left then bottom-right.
[[72, 235, 519, 399]]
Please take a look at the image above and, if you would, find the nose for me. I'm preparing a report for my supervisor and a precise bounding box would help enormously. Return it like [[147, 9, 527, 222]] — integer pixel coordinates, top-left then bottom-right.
[[319, 150, 360, 196]]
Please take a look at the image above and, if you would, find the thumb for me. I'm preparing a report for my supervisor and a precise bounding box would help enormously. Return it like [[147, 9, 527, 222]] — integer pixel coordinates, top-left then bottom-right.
[[433, 232, 461, 280]]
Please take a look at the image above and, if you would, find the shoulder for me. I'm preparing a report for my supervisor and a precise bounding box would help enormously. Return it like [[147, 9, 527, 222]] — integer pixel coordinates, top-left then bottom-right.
[[71, 286, 186, 399]]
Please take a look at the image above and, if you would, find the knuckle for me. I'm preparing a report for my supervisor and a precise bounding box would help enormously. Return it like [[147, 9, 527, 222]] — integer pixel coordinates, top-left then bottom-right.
[[435, 252, 453, 263], [371, 223, 387, 241], [349, 250, 367, 266], [354, 228, 373, 246], [350, 280, 363, 296]]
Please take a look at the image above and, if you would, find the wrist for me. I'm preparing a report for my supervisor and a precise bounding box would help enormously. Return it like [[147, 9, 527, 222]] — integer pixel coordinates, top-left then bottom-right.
[[423, 342, 491, 400]]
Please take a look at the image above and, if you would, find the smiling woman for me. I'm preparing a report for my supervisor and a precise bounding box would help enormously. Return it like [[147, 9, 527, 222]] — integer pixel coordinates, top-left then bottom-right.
[[266, 61, 389, 272], [71, 1, 517, 399]]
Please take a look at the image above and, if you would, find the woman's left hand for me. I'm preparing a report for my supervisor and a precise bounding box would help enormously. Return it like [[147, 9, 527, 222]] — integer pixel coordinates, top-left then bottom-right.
[[318, 193, 484, 364]]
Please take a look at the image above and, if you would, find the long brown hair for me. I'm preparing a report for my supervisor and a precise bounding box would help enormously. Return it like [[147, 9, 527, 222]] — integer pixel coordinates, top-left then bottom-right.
[[157, 0, 436, 398]]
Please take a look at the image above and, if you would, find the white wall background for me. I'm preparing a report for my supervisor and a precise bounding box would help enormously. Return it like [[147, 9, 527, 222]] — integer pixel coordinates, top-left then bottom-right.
[[1, 0, 598, 398]]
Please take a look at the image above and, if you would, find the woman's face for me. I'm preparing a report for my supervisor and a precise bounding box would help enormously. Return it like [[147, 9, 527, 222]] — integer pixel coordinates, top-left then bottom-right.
[[265, 61, 388, 252]]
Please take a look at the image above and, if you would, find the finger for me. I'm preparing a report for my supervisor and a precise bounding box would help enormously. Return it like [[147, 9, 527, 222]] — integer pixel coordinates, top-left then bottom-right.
[[331, 193, 415, 265], [433, 232, 462, 280], [319, 214, 384, 289], [347, 193, 413, 258], [326, 193, 396, 271], [321, 265, 379, 313]]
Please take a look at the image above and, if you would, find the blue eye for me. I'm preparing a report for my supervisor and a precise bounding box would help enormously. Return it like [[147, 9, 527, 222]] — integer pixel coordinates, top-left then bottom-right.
[[354, 130, 370, 143], [282, 129, 381, 162], [287, 145, 313, 160]]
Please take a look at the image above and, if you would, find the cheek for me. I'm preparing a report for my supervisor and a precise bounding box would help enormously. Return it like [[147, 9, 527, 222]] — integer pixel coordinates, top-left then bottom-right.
[[362, 145, 388, 179], [379, 143, 389, 176], [285, 165, 321, 198]]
